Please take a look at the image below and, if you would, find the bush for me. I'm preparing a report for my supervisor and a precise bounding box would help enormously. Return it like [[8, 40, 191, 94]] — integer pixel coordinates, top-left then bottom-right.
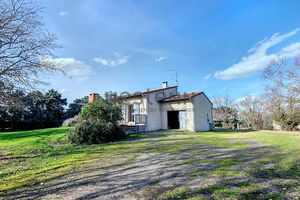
[[68, 121, 125, 144], [68, 100, 125, 144], [62, 115, 80, 127], [79, 100, 122, 124]]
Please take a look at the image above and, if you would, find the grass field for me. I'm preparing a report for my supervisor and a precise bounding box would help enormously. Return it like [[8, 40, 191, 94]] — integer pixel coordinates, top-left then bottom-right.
[[0, 128, 299, 199]]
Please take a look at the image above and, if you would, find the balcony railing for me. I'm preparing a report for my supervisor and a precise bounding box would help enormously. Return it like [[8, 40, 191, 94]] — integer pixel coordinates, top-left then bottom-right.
[[134, 114, 147, 124]]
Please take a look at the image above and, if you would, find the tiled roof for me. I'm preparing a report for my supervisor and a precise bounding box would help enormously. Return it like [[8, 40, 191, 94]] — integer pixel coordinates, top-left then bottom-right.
[[159, 92, 203, 102], [120, 86, 178, 98]]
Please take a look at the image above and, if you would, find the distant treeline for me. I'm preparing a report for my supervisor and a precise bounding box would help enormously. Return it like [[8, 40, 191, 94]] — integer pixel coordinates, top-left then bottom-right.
[[0, 90, 87, 130]]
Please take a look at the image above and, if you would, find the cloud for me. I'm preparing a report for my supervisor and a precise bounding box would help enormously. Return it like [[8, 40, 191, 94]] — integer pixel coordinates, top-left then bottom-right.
[[58, 11, 68, 16], [214, 28, 300, 80], [93, 54, 130, 67], [279, 42, 300, 58], [204, 73, 211, 80], [155, 56, 168, 62], [40, 56, 93, 81]]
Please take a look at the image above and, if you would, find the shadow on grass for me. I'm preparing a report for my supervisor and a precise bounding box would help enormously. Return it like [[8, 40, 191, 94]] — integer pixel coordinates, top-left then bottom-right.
[[212, 128, 255, 133], [1, 131, 299, 200], [157, 176, 298, 200]]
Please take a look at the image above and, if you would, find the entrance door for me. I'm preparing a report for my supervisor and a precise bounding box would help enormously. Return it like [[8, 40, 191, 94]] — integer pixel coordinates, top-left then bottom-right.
[[179, 111, 186, 130], [167, 111, 179, 129]]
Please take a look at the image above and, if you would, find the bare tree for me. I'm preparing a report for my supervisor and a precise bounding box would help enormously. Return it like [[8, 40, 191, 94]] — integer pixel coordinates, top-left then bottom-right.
[[263, 58, 300, 100], [238, 95, 265, 130], [262, 57, 300, 130], [0, 0, 62, 94], [212, 94, 238, 129]]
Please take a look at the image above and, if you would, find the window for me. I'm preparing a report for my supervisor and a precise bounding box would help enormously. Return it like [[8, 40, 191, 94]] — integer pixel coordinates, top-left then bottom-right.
[[207, 113, 209, 122], [128, 104, 134, 122], [121, 104, 126, 123], [128, 103, 140, 123]]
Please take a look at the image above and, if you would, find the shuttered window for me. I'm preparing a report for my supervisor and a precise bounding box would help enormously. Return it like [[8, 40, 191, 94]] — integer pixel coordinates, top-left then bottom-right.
[[121, 104, 126, 123]]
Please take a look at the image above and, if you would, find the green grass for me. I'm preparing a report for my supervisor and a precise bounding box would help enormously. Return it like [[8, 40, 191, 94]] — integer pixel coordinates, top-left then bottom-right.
[[0, 127, 110, 192], [0, 128, 299, 199]]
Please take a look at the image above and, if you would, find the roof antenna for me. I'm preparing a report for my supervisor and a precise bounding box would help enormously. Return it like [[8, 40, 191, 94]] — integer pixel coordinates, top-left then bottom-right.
[[167, 69, 178, 86]]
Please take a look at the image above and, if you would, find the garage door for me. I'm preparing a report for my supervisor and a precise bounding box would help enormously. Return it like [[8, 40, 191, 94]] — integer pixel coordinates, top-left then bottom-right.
[[179, 111, 186, 130]]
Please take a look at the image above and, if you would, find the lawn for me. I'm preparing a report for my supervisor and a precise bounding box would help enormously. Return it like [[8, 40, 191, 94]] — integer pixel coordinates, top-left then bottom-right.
[[0, 128, 299, 199]]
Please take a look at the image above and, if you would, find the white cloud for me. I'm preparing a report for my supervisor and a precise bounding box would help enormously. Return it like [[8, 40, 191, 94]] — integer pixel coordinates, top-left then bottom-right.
[[93, 54, 130, 67], [40, 56, 93, 81], [214, 28, 300, 80], [58, 11, 68, 16], [155, 56, 168, 62], [279, 42, 300, 58], [204, 73, 211, 80]]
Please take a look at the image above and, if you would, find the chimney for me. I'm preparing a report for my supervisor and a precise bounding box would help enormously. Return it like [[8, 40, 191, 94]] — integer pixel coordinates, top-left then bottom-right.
[[88, 93, 99, 103], [162, 81, 168, 88]]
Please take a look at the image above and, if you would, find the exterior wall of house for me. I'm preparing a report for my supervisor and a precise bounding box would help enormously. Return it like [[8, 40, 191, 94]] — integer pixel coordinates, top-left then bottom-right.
[[192, 93, 213, 131], [120, 87, 177, 131], [120, 96, 147, 125], [146, 87, 177, 131], [161, 100, 195, 131]]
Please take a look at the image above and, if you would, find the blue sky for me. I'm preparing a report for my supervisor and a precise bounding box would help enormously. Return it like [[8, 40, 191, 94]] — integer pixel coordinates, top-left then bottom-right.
[[40, 0, 300, 103]]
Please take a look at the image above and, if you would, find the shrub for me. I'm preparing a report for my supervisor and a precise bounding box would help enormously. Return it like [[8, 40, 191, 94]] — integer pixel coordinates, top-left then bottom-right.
[[62, 115, 80, 127], [68, 121, 95, 144], [79, 100, 122, 124], [68, 100, 125, 144], [68, 121, 125, 144]]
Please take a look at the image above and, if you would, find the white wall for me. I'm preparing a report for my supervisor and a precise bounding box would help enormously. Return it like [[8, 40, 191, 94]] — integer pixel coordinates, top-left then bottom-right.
[[161, 100, 195, 131], [146, 87, 177, 131], [121, 96, 147, 124], [192, 93, 213, 131]]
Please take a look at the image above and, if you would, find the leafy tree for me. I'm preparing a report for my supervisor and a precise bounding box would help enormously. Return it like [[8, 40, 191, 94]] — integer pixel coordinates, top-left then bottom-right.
[[4, 90, 26, 129], [65, 96, 88, 119], [69, 96, 125, 144], [44, 89, 67, 125], [73, 96, 88, 104], [23, 91, 46, 125], [0, 108, 9, 130], [80, 99, 122, 124], [0, 89, 67, 130], [104, 91, 122, 104], [65, 103, 82, 119]]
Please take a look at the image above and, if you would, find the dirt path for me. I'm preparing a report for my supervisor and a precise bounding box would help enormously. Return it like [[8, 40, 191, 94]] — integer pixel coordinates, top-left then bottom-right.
[[2, 136, 299, 200]]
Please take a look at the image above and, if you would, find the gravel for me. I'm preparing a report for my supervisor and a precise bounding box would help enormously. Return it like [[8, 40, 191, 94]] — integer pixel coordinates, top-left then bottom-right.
[[3, 138, 299, 200]]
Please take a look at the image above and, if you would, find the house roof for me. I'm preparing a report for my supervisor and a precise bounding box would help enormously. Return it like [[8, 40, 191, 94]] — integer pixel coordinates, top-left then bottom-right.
[[159, 92, 203, 102], [119, 85, 178, 98]]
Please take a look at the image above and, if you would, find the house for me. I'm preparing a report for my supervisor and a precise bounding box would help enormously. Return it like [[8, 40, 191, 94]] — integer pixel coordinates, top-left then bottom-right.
[[89, 82, 213, 133]]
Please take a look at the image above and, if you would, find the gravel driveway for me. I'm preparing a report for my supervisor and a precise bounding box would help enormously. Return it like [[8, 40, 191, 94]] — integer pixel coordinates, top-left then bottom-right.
[[3, 134, 299, 200]]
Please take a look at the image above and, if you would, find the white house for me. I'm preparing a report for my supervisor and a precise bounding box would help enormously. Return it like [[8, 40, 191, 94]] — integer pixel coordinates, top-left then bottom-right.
[[90, 82, 213, 133], [89, 82, 213, 133]]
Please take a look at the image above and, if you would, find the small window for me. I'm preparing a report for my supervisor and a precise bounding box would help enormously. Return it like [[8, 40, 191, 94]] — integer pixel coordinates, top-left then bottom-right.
[[207, 113, 209, 122], [121, 104, 126, 123], [128, 104, 134, 122]]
